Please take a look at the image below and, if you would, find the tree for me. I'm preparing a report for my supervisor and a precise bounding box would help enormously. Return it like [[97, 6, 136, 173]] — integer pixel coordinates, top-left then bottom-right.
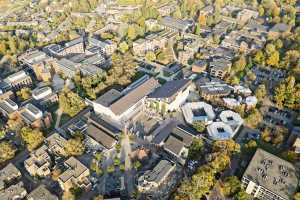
[[64, 138, 85, 156], [62, 191, 75, 200], [245, 140, 257, 151], [145, 51, 156, 62], [119, 41, 129, 54], [188, 138, 204, 159], [107, 165, 115, 173], [192, 121, 206, 133], [222, 176, 242, 197], [255, 84, 266, 101], [245, 108, 262, 128], [177, 165, 215, 199], [16, 87, 31, 101], [59, 89, 86, 117], [233, 55, 247, 72], [234, 190, 248, 200], [0, 141, 16, 163], [133, 160, 141, 170], [295, 193, 300, 200], [127, 25, 137, 40], [213, 139, 240, 155], [198, 15, 206, 26], [20, 127, 44, 151], [266, 51, 280, 67]]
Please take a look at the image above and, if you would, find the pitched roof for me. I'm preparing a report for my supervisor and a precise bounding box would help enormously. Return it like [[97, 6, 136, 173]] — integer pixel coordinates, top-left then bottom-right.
[[110, 77, 159, 115], [148, 79, 191, 99], [86, 123, 117, 149]]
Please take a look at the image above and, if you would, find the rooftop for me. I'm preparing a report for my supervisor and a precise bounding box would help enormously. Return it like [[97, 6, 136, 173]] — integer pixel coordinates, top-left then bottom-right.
[[148, 79, 191, 99], [182, 102, 215, 124], [95, 89, 122, 107], [243, 148, 298, 200], [59, 157, 89, 183], [0, 182, 27, 200], [27, 184, 58, 200], [207, 122, 234, 140], [0, 163, 21, 190]]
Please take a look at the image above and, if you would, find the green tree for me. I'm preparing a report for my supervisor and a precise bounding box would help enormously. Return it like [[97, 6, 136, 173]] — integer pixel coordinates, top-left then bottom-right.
[[64, 138, 85, 156], [188, 138, 204, 159], [119, 41, 129, 54], [16, 87, 31, 101], [255, 84, 267, 101], [133, 160, 141, 170], [192, 121, 206, 133], [145, 51, 156, 62], [234, 190, 248, 200], [20, 127, 44, 151], [0, 141, 16, 163], [59, 89, 86, 117], [177, 165, 215, 199], [222, 176, 242, 197]]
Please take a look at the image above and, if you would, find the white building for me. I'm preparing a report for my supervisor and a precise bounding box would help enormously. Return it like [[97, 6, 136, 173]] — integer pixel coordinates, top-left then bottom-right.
[[147, 79, 192, 112], [207, 121, 235, 140], [219, 110, 243, 134], [88, 76, 159, 126], [181, 102, 215, 124], [32, 87, 53, 100]]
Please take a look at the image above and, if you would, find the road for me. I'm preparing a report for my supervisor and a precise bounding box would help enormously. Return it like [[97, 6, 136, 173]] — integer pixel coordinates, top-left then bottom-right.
[[121, 129, 135, 196], [55, 109, 62, 129]]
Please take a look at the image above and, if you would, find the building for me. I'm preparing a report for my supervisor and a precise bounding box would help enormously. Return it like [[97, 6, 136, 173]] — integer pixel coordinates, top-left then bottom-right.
[[32, 87, 58, 107], [137, 160, 175, 192], [85, 116, 119, 150], [89, 76, 159, 125], [0, 163, 21, 190], [58, 157, 91, 191], [207, 122, 235, 140], [192, 60, 207, 73], [160, 16, 193, 33], [242, 148, 299, 200], [87, 37, 117, 56], [0, 181, 27, 200], [27, 184, 58, 200], [157, 4, 176, 16], [4, 70, 32, 90], [45, 133, 67, 156], [24, 145, 52, 177], [219, 110, 243, 134], [268, 23, 291, 38], [236, 9, 259, 24], [53, 58, 81, 78], [147, 79, 192, 112], [209, 58, 232, 79], [198, 81, 233, 100], [0, 99, 18, 117], [182, 102, 215, 124], [20, 103, 43, 126]]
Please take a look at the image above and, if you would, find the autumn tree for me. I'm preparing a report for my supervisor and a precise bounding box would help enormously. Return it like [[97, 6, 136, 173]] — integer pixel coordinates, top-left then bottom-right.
[[255, 84, 267, 102], [0, 141, 16, 163], [64, 137, 85, 156], [192, 121, 206, 133], [20, 127, 44, 151]]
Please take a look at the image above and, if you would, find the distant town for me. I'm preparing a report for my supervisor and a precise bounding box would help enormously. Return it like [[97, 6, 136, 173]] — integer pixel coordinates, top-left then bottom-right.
[[0, 0, 299, 200]]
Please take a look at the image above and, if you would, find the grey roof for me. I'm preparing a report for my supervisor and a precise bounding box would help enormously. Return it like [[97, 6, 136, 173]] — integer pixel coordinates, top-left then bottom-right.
[[57, 58, 80, 72], [27, 185, 58, 200], [110, 77, 159, 115], [0, 100, 16, 115], [0, 181, 27, 200], [148, 79, 191, 99], [0, 163, 21, 190], [164, 135, 185, 156], [243, 148, 298, 200], [59, 157, 88, 183], [86, 123, 117, 149], [270, 23, 291, 33], [65, 37, 84, 47], [95, 89, 122, 107], [139, 160, 174, 184], [161, 16, 193, 32]]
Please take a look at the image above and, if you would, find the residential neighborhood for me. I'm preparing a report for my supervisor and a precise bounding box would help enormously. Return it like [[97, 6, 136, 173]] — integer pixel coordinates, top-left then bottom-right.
[[0, 0, 299, 200]]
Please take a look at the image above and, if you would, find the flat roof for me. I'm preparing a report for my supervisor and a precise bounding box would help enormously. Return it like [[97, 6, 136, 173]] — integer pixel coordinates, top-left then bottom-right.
[[95, 89, 122, 107], [243, 148, 298, 200], [86, 123, 117, 149], [27, 184, 58, 200]]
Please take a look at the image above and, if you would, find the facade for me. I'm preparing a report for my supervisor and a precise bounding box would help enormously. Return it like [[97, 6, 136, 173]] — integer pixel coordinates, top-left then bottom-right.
[[198, 82, 233, 100], [147, 79, 192, 112], [4, 70, 32, 90], [192, 60, 207, 73], [209, 58, 232, 79], [24, 145, 52, 177], [0, 98, 18, 117], [137, 160, 175, 192], [58, 157, 91, 191], [242, 148, 298, 200]]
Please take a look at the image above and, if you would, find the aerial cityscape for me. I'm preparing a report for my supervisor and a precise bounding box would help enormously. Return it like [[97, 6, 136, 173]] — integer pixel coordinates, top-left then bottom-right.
[[0, 0, 299, 199]]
